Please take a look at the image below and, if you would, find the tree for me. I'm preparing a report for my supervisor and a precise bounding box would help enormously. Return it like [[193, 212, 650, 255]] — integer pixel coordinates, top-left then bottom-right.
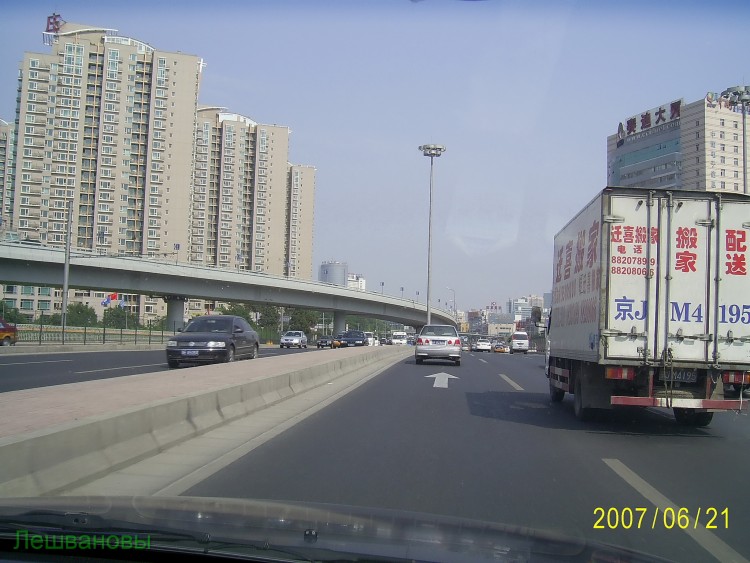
[[66, 302, 98, 327], [1, 308, 28, 324], [216, 302, 257, 327], [254, 304, 280, 330], [287, 308, 319, 333], [45, 313, 63, 326], [102, 306, 140, 329]]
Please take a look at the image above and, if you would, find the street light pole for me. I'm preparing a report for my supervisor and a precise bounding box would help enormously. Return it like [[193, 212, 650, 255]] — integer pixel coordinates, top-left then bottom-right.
[[380, 281, 384, 295], [447, 286, 456, 323], [721, 85, 750, 194], [419, 144, 445, 325]]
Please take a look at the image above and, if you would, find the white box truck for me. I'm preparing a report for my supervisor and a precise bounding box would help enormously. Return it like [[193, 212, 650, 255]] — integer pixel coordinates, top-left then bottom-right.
[[546, 187, 750, 426]]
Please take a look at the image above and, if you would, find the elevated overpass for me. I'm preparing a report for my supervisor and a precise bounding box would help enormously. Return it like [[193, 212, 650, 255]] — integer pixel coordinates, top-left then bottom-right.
[[0, 243, 455, 334]]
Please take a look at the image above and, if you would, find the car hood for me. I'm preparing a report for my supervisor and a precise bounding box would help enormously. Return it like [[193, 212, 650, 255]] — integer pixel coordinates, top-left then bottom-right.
[[170, 331, 231, 342], [0, 496, 674, 562]]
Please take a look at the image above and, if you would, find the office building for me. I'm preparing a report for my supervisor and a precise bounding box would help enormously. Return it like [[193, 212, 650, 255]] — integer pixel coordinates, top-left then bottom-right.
[[347, 273, 366, 291], [607, 89, 748, 193]]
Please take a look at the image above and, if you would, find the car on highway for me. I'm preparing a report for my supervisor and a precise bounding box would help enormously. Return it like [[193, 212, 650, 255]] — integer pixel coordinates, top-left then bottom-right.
[[280, 330, 308, 349], [509, 331, 530, 354], [364, 331, 377, 346], [493, 342, 508, 353], [475, 338, 492, 352], [415, 324, 461, 366], [332, 333, 345, 348], [166, 315, 259, 368], [337, 330, 368, 347], [317, 335, 334, 348], [0, 318, 18, 346]]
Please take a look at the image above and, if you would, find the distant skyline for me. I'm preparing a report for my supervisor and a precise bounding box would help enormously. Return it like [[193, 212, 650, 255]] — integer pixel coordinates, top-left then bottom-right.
[[2, 0, 748, 312]]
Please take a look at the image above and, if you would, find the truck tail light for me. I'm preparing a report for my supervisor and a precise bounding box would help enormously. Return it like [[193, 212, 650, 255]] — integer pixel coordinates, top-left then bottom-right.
[[722, 371, 750, 385], [605, 367, 635, 380]]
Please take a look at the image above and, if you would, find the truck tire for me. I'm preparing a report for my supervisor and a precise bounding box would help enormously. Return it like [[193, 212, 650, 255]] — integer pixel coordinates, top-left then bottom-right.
[[673, 408, 713, 427], [549, 378, 565, 403], [573, 376, 592, 421], [415, 357, 423, 365]]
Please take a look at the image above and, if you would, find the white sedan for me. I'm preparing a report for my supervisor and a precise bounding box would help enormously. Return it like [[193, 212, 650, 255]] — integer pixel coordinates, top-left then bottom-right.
[[475, 339, 492, 352], [280, 331, 308, 348]]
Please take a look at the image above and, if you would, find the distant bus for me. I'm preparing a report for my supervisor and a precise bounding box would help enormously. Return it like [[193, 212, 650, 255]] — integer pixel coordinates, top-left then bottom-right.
[[391, 331, 407, 345]]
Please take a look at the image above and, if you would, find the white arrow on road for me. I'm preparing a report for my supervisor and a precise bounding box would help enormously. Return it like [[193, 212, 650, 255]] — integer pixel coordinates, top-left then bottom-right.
[[425, 372, 459, 388]]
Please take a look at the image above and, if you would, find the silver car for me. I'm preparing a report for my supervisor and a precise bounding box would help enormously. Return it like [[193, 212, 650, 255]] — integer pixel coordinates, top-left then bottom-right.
[[280, 330, 308, 348], [415, 325, 461, 366]]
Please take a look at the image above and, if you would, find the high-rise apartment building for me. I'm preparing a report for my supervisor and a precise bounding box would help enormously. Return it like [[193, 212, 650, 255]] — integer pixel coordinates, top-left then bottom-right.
[[8, 20, 204, 253], [607, 89, 749, 194], [1, 17, 317, 322], [0, 118, 13, 232], [193, 108, 315, 277]]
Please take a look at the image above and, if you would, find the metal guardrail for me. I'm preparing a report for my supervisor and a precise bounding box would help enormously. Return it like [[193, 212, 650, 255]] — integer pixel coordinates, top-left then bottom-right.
[[16, 324, 170, 345], [12, 324, 285, 346]]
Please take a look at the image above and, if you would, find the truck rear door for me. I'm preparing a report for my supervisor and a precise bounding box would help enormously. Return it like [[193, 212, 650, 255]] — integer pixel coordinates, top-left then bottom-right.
[[713, 197, 750, 366], [654, 193, 714, 365], [603, 191, 659, 363]]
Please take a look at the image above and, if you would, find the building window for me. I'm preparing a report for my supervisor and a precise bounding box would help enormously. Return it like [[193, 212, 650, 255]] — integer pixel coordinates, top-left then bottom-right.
[[720, 119, 725, 126], [695, 132, 700, 139], [20, 300, 34, 311], [21, 286, 35, 295]]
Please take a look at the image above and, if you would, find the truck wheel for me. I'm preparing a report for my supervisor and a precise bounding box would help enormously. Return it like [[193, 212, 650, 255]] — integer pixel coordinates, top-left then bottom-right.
[[167, 360, 180, 369], [674, 408, 713, 427], [549, 378, 565, 403], [415, 357, 423, 365], [573, 376, 592, 421]]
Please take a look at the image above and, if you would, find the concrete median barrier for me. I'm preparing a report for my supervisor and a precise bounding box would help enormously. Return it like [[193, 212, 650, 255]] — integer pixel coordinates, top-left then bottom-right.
[[0, 346, 411, 497]]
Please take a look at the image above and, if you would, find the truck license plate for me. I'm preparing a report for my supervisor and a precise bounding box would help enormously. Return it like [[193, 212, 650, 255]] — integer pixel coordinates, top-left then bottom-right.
[[660, 369, 697, 383]]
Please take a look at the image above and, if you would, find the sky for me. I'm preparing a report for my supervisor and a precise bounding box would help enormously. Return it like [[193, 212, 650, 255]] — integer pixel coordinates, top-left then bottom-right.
[[2, 0, 748, 313]]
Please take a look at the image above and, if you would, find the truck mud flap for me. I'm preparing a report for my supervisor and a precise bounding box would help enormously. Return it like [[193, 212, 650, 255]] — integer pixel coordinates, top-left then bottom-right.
[[548, 365, 570, 392]]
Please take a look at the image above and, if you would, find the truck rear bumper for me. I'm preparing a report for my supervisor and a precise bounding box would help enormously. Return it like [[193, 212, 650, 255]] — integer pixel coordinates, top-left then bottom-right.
[[611, 396, 748, 410]]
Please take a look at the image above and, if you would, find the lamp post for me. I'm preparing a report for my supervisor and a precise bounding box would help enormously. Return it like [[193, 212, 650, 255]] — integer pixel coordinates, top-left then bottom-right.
[[721, 85, 750, 194], [418, 144, 446, 325], [400, 286, 404, 299], [447, 286, 457, 323], [380, 281, 384, 296]]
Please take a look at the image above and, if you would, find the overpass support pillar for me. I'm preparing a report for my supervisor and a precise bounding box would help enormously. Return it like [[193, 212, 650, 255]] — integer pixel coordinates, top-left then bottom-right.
[[333, 311, 346, 336], [165, 296, 187, 333]]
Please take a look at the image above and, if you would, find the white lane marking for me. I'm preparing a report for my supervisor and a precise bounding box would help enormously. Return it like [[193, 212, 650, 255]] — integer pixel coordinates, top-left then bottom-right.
[[0, 359, 73, 366], [603, 458, 748, 563], [478, 358, 488, 364], [75, 363, 164, 374], [499, 373, 524, 391], [424, 372, 459, 389]]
